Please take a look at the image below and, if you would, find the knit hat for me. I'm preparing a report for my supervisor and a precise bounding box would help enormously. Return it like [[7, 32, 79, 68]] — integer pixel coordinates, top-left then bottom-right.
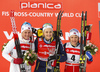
[[69, 29, 79, 37], [21, 22, 32, 33], [42, 23, 53, 32]]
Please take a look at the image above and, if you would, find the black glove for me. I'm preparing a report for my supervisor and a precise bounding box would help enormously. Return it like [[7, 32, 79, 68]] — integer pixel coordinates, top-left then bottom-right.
[[32, 27, 37, 33], [53, 30, 63, 37], [59, 30, 63, 37], [48, 54, 59, 62]]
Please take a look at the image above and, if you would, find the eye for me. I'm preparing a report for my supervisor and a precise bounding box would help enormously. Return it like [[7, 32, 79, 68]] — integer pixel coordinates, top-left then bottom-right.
[[75, 36, 78, 38], [28, 31, 31, 34], [25, 32, 27, 34], [49, 31, 52, 33], [71, 37, 73, 38], [46, 31, 48, 33]]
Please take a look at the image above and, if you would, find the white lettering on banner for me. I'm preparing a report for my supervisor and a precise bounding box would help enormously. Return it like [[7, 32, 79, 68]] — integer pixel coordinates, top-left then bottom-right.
[[14, 12, 28, 17], [3, 31, 80, 40], [75, 13, 81, 17], [20, 2, 62, 10], [3, 31, 13, 40], [2, 11, 9, 16], [3, 30, 81, 40], [55, 13, 74, 17], [14, 12, 54, 17], [3, 31, 21, 40], [98, 3, 100, 18], [2, 11, 82, 18], [65, 32, 69, 40], [3, 26, 81, 40], [28, 12, 53, 17]]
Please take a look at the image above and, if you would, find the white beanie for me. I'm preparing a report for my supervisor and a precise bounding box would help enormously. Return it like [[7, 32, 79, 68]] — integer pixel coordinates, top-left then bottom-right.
[[69, 29, 79, 37], [21, 22, 32, 33], [42, 23, 53, 32]]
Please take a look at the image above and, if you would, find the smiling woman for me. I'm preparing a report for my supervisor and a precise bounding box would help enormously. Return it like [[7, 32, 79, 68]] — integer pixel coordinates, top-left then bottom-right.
[[2, 21, 35, 72], [34, 23, 67, 72], [63, 28, 93, 72], [21, 22, 32, 40], [69, 29, 79, 46]]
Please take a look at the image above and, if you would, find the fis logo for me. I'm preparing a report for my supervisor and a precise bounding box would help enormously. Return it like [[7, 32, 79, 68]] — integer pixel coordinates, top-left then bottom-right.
[[98, 3, 100, 18], [20, 2, 62, 10]]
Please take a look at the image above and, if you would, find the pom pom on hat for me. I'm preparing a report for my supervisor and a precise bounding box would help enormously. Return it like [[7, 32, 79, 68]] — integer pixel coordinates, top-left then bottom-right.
[[21, 22, 32, 33], [69, 29, 79, 37]]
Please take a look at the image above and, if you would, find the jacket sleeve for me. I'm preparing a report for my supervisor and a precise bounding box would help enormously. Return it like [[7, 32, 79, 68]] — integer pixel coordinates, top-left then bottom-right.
[[2, 39, 15, 62], [34, 38, 38, 53], [58, 40, 67, 62]]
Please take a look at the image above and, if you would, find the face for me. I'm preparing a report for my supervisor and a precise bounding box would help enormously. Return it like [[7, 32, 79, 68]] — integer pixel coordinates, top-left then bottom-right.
[[69, 35, 79, 46], [43, 28, 53, 40], [21, 30, 32, 40]]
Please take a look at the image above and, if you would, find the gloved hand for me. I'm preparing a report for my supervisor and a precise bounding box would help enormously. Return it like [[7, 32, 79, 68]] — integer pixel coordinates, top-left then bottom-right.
[[59, 30, 63, 37], [13, 58, 23, 64], [48, 54, 59, 62], [37, 28, 43, 37], [28, 61, 35, 66], [32, 27, 36, 34], [86, 51, 93, 61], [53, 30, 63, 37], [51, 60, 57, 67]]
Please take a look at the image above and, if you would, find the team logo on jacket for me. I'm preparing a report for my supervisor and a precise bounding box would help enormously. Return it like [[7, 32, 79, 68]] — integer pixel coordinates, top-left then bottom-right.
[[39, 44, 42, 48], [66, 49, 69, 52]]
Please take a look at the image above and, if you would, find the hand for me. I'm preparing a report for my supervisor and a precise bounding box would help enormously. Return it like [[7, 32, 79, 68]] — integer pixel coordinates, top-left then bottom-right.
[[59, 30, 63, 37], [48, 54, 59, 62], [32, 27, 36, 33], [51, 60, 57, 67], [13, 58, 23, 64], [28, 61, 35, 66], [86, 51, 93, 61]]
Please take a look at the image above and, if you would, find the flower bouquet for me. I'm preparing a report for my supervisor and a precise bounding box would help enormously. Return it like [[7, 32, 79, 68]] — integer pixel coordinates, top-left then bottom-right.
[[84, 43, 98, 55], [1, 41, 9, 51], [23, 49, 37, 65]]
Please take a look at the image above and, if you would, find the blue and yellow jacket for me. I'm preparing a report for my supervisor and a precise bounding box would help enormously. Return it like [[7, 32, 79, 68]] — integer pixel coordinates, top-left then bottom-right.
[[34, 37, 67, 72]]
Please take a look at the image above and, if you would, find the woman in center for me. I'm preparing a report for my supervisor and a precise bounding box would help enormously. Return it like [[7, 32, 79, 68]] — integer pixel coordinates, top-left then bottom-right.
[[34, 23, 67, 72]]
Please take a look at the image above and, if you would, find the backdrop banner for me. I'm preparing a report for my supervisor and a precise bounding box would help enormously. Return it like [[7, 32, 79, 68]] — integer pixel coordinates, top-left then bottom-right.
[[0, 0, 100, 72]]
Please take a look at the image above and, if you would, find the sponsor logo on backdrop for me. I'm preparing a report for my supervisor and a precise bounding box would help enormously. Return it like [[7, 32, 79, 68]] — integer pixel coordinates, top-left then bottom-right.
[[98, 3, 100, 18], [20, 2, 62, 10]]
